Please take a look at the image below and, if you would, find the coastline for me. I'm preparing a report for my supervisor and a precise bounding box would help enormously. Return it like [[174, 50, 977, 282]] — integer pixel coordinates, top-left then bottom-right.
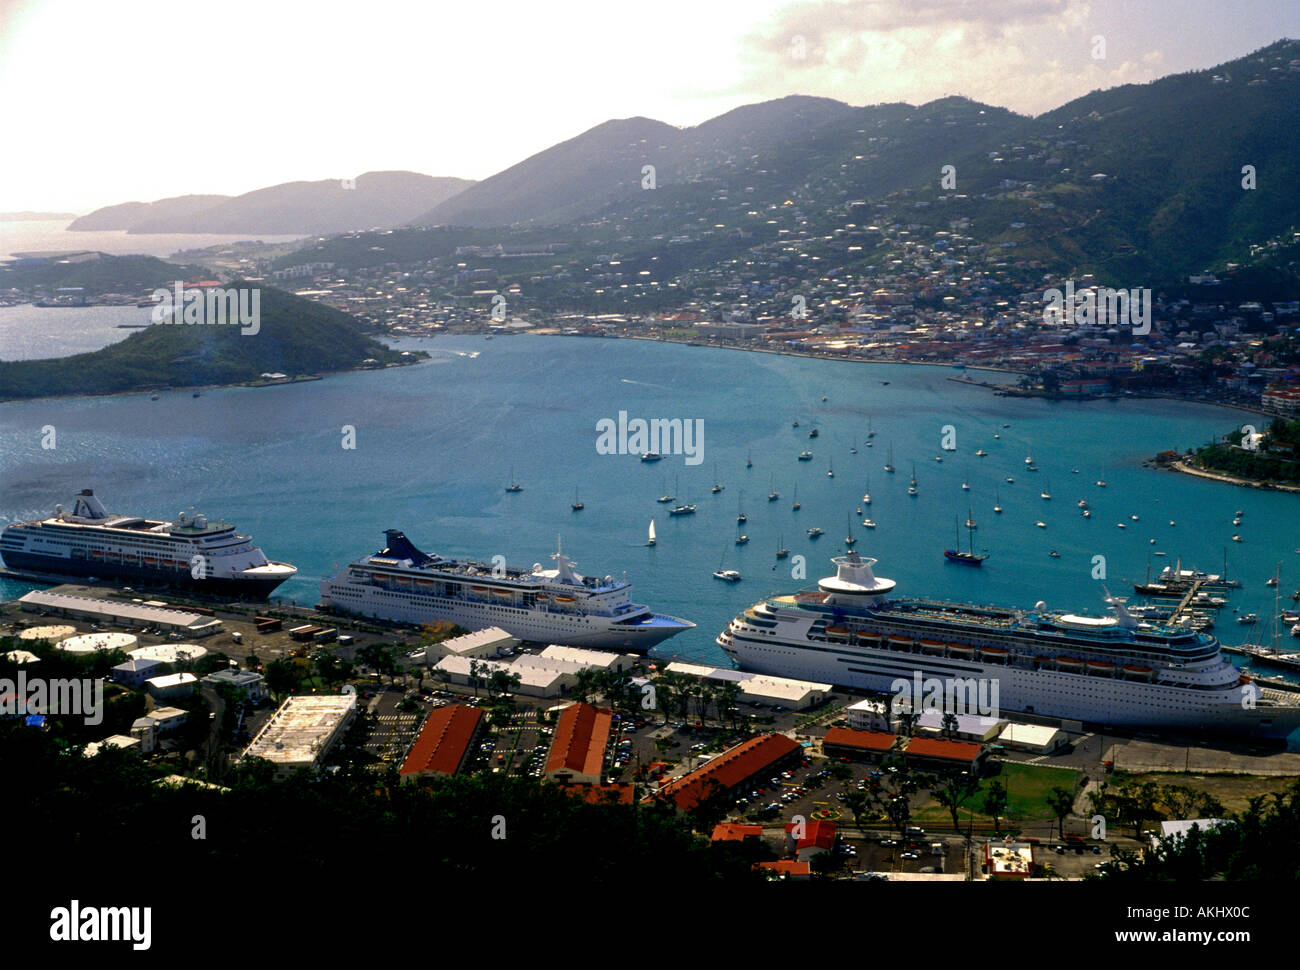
[[1164, 458, 1300, 494]]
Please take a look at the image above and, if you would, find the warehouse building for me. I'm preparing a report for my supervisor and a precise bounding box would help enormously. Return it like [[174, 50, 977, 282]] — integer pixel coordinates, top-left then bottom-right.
[[544, 702, 613, 786], [654, 734, 802, 811], [432, 654, 580, 698], [995, 722, 1066, 754], [539, 644, 632, 672], [914, 709, 1007, 744], [399, 704, 484, 781], [412, 626, 518, 662], [241, 694, 357, 774], [662, 662, 832, 709], [18, 589, 222, 637]]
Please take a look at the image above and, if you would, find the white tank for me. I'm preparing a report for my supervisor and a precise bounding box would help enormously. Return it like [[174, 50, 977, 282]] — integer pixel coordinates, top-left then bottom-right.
[[128, 643, 209, 663], [18, 624, 78, 643], [58, 632, 139, 654]]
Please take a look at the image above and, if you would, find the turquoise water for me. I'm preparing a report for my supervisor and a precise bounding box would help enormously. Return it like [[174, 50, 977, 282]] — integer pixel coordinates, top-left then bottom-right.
[[1, 334, 1295, 669]]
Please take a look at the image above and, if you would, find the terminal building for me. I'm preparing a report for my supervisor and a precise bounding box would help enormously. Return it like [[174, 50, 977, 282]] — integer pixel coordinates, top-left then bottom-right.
[[653, 734, 802, 811], [399, 704, 484, 781], [18, 589, 222, 637], [544, 702, 613, 786], [411, 626, 519, 662], [662, 662, 832, 710], [240, 694, 357, 774], [539, 645, 632, 672]]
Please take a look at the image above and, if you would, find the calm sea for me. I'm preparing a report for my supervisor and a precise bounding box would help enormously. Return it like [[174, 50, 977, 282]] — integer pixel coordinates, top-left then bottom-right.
[[0, 332, 1294, 671], [0, 219, 303, 261]]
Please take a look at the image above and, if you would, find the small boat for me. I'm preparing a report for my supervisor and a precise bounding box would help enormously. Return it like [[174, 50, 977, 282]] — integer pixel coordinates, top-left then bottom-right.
[[1236, 510, 1244, 517], [809, 427, 819, 438], [1082, 509, 1091, 518], [1233, 535, 1243, 543], [776, 536, 789, 559], [993, 434, 1000, 439], [1036, 521, 1046, 529], [712, 464, 724, 493], [735, 534, 749, 545], [975, 449, 987, 457], [827, 458, 834, 478], [821, 395, 827, 401], [908, 464, 918, 496], [192, 391, 201, 398], [1041, 477, 1051, 501], [150, 394, 159, 401], [1238, 613, 1259, 625], [1049, 550, 1061, 558], [884, 444, 895, 474], [505, 466, 523, 493], [993, 486, 1003, 515], [714, 546, 741, 582], [746, 448, 753, 469], [640, 452, 662, 462], [791, 485, 801, 511], [1005, 477, 1014, 484], [792, 420, 799, 428], [1077, 500, 1088, 509], [668, 504, 696, 516], [866, 418, 875, 439], [1117, 523, 1126, 529], [1266, 577, 1279, 587], [646, 520, 657, 546], [737, 494, 747, 524], [844, 515, 856, 548], [961, 481, 970, 491], [862, 519, 876, 529], [934, 456, 944, 463], [571, 487, 584, 511], [798, 451, 814, 461], [807, 527, 824, 538]]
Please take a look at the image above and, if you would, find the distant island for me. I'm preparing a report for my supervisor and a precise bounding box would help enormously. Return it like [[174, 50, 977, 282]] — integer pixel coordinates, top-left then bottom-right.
[[0, 282, 424, 401], [0, 211, 79, 221]]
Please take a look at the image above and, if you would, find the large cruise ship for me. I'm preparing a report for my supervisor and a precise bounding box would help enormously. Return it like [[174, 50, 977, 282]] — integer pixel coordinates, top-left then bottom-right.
[[717, 552, 1300, 739], [320, 530, 695, 651], [0, 490, 296, 598]]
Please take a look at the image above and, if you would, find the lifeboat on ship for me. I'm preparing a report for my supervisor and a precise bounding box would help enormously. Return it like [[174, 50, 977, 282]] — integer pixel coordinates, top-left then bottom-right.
[[948, 643, 975, 656], [1056, 656, 1083, 670], [981, 646, 1010, 663], [887, 635, 914, 650], [470, 586, 490, 594], [1085, 659, 1116, 675], [920, 639, 946, 655], [554, 595, 576, 604], [855, 632, 881, 646], [1122, 664, 1155, 681]]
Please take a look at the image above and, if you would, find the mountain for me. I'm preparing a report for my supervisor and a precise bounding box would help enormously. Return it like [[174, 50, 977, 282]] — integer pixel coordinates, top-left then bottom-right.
[[0, 284, 416, 400], [69, 172, 475, 236], [0, 252, 209, 295], [68, 195, 231, 231]]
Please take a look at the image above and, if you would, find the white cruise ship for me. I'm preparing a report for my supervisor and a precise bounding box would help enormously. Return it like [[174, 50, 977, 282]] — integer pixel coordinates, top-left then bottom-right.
[[320, 530, 694, 651], [716, 552, 1300, 740], [0, 489, 296, 598]]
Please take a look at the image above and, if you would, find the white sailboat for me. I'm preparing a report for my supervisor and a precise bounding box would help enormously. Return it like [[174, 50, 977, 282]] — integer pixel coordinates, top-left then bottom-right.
[[646, 520, 656, 547]]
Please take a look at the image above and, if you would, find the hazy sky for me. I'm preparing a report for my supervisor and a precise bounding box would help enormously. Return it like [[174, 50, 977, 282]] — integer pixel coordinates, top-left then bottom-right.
[[1, 0, 1296, 212]]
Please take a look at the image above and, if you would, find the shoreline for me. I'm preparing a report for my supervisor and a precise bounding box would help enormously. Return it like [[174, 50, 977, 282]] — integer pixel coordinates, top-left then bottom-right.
[[1164, 458, 1300, 494]]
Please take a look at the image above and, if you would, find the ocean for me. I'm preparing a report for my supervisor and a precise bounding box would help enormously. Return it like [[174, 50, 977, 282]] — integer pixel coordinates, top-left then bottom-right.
[[0, 331, 1294, 671], [0, 218, 304, 261]]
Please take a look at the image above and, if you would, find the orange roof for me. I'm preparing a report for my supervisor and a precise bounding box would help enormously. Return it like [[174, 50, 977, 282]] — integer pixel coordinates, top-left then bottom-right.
[[566, 783, 636, 805], [823, 727, 897, 751], [785, 819, 836, 851], [756, 860, 811, 876], [904, 736, 983, 763], [399, 704, 483, 777], [655, 734, 800, 811], [711, 823, 763, 842], [544, 702, 613, 779]]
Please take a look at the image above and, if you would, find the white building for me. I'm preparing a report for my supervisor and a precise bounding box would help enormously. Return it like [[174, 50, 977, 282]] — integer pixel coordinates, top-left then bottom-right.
[[142, 706, 189, 734], [914, 709, 1006, 743], [145, 672, 198, 701], [539, 644, 632, 672], [18, 589, 222, 637], [663, 662, 832, 710], [996, 722, 1066, 754], [203, 668, 269, 702], [241, 694, 357, 773], [414, 626, 519, 662], [845, 698, 891, 732], [433, 654, 578, 698], [84, 734, 141, 757], [111, 658, 165, 689]]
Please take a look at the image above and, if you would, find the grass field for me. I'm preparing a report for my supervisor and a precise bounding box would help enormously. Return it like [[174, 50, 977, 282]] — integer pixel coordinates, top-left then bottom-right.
[[1124, 772, 1300, 815], [911, 761, 1081, 826]]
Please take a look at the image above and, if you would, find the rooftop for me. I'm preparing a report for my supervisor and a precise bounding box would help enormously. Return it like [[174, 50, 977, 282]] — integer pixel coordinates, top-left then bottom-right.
[[242, 695, 357, 768], [399, 704, 483, 777]]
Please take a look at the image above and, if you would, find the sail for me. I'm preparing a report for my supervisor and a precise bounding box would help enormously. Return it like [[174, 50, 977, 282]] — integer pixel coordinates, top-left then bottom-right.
[[649, 520, 656, 542]]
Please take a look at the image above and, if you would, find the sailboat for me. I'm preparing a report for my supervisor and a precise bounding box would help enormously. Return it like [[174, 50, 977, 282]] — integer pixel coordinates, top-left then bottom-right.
[[646, 520, 656, 547], [737, 492, 747, 524], [712, 464, 724, 493], [908, 464, 918, 496], [657, 476, 674, 503], [571, 487, 584, 511], [768, 475, 779, 501], [713, 546, 741, 582], [827, 457, 834, 478], [884, 444, 895, 474], [844, 514, 857, 548], [965, 503, 977, 530], [505, 466, 523, 492], [746, 448, 753, 469], [775, 536, 789, 559], [945, 515, 987, 565], [1096, 465, 1107, 488], [866, 416, 875, 439], [668, 476, 695, 516], [994, 485, 1003, 515], [791, 485, 801, 511], [1040, 476, 1051, 501], [862, 473, 872, 505]]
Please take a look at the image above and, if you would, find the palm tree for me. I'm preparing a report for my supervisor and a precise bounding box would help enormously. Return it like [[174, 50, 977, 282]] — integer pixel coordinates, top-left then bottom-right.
[[982, 779, 1009, 834], [1047, 785, 1076, 841]]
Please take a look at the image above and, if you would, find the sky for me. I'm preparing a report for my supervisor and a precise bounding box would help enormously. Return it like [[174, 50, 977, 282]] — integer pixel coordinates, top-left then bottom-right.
[[0, 0, 1296, 213]]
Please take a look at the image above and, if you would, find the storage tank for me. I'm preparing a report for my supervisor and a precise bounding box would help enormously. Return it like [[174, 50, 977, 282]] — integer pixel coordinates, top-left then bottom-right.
[[58, 632, 139, 654], [17, 624, 78, 643], [128, 643, 209, 664]]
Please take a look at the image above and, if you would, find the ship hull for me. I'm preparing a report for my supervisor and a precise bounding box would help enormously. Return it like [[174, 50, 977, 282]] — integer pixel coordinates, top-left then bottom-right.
[[718, 636, 1300, 740], [320, 579, 689, 651], [0, 550, 289, 599]]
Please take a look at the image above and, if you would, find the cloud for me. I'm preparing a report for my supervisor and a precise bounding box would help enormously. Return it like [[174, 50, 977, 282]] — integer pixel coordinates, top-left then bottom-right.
[[735, 0, 1170, 115]]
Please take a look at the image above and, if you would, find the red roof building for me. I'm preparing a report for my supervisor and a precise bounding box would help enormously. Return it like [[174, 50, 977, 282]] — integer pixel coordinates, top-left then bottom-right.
[[711, 823, 764, 843], [544, 702, 613, 785], [653, 733, 801, 811], [565, 783, 636, 805], [399, 704, 483, 780], [785, 819, 837, 860], [903, 736, 985, 771], [755, 860, 811, 880], [822, 727, 899, 760]]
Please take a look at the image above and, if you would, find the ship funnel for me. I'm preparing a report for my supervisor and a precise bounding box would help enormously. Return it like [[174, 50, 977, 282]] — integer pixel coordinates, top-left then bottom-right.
[[381, 530, 433, 566], [818, 553, 896, 599]]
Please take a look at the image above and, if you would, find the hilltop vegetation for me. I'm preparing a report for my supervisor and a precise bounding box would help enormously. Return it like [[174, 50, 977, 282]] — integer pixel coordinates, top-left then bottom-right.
[[0, 283, 417, 400]]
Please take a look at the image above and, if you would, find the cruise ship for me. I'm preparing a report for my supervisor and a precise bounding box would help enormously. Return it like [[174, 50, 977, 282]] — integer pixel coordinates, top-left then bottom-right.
[[320, 530, 694, 650], [716, 552, 1300, 739], [0, 490, 296, 598]]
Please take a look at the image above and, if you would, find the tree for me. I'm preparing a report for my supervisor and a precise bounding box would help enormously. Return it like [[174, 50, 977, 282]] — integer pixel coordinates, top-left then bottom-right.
[[1047, 785, 1076, 841], [940, 711, 959, 740], [982, 779, 1009, 834], [265, 659, 298, 700], [932, 772, 980, 838]]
